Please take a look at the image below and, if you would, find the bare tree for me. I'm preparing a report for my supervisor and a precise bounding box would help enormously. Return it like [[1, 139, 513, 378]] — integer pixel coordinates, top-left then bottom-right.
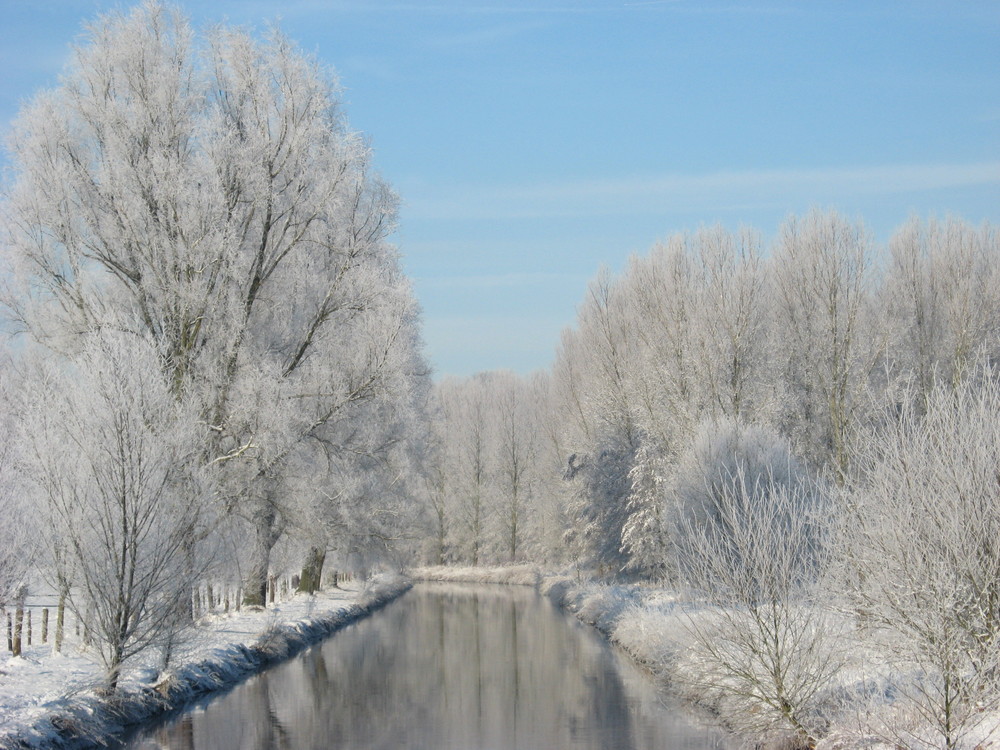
[[838, 372, 1000, 749], [883, 216, 1000, 406], [670, 419, 841, 747], [20, 331, 207, 690], [490, 371, 537, 562], [771, 209, 879, 482], [436, 376, 491, 565]]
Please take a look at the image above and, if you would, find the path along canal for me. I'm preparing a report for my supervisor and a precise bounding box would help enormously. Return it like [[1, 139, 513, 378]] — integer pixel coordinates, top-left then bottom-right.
[[121, 583, 726, 749]]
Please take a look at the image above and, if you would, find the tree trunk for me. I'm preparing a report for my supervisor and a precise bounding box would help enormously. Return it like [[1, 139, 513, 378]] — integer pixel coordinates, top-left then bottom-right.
[[180, 540, 196, 622], [297, 547, 326, 594], [12, 607, 22, 656], [83, 603, 92, 646], [107, 644, 124, 693], [55, 589, 66, 653], [242, 503, 280, 608], [12, 586, 25, 657]]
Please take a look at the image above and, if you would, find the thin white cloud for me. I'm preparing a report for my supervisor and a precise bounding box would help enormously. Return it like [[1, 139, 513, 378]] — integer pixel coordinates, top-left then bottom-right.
[[404, 161, 1000, 221]]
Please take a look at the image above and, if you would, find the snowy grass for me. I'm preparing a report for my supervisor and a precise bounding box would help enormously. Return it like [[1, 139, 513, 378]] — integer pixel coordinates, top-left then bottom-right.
[[537, 575, 1000, 749], [409, 564, 541, 586], [0, 574, 410, 750]]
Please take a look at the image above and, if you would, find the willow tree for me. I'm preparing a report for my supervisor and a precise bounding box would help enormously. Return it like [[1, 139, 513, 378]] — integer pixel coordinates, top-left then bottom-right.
[[2, 1, 426, 605]]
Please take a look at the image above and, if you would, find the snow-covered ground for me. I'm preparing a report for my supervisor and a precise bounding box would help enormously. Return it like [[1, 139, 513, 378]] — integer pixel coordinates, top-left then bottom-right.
[[0, 574, 410, 749], [409, 563, 541, 586]]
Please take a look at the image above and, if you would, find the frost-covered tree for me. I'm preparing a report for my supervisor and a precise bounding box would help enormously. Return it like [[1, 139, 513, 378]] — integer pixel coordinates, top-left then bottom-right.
[[624, 226, 771, 448], [839, 373, 1000, 749], [524, 370, 568, 563], [883, 216, 1000, 406], [424, 369, 558, 566], [435, 376, 492, 564], [620, 439, 671, 580], [1, 2, 426, 604], [583, 226, 773, 578], [624, 236, 700, 446], [771, 209, 879, 481], [670, 419, 840, 746], [20, 331, 207, 690], [490, 371, 537, 562], [294, 372, 431, 590], [420, 390, 452, 565], [557, 271, 639, 573], [690, 225, 772, 422], [0, 363, 34, 612]]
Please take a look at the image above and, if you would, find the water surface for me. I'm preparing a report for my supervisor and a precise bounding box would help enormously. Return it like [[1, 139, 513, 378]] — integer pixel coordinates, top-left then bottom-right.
[[124, 583, 725, 749]]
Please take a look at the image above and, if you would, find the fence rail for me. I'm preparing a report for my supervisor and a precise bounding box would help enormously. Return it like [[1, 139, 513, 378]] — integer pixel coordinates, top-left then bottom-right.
[[3, 570, 356, 654]]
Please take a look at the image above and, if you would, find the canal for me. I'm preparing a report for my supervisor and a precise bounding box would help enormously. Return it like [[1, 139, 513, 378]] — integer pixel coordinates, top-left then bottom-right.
[[122, 583, 726, 749]]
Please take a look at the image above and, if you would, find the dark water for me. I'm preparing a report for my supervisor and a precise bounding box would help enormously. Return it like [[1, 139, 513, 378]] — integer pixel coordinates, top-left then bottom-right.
[[123, 583, 725, 749]]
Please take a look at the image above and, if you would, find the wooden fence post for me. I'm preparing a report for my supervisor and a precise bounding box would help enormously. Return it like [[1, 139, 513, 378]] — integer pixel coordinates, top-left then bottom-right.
[[12, 587, 26, 657], [55, 592, 66, 654]]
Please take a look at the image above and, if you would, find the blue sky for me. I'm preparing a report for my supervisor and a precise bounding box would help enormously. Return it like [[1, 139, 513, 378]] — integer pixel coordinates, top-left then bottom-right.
[[2, 1, 998, 377]]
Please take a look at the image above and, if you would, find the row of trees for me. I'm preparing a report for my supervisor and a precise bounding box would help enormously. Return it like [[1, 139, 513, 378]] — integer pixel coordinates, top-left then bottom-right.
[[427, 212, 999, 571], [1, 6, 996, 743], [0, 2, 429, 690], [423, 211, 1000, 747]]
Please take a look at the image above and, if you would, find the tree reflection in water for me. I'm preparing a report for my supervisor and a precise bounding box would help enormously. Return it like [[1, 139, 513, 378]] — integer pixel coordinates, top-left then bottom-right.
[[124, 584, 725, 750]]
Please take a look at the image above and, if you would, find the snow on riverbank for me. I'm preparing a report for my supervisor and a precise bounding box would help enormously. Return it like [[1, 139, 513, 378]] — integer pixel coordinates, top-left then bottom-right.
[[0, 575, 410, 750], [413, 566, 1000, 749], [412, 568, 668, 671], [408, 564, 541, 586]]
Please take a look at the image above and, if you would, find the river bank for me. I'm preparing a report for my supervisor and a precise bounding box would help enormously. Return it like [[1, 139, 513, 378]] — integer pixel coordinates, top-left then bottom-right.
[[0, 575, 410, 750], [412, 565, 984, 750], [124, 579, 725, 749]]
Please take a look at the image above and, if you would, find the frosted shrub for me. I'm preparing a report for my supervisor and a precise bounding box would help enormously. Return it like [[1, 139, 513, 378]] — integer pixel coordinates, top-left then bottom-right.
[[838, 374, 1000, 749], [669, 419, 844, 747]]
